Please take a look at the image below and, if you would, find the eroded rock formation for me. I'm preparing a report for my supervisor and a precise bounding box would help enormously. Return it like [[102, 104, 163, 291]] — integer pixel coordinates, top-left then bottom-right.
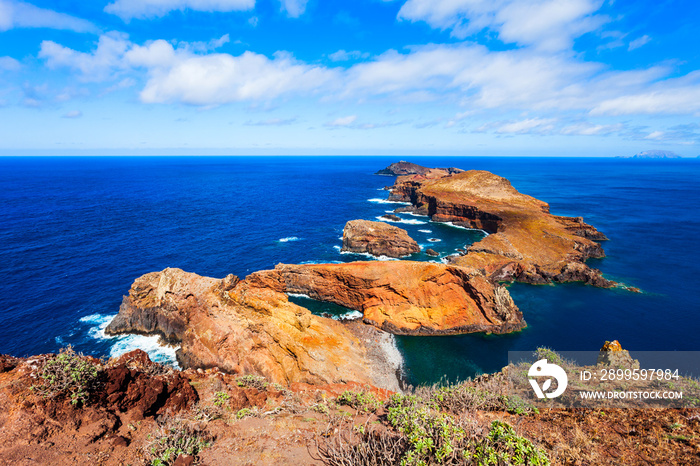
[[247, 261, 524, 336], [384, 165, 614, 287], [342, 219, 421, 258], [105, 268, 400, 390]]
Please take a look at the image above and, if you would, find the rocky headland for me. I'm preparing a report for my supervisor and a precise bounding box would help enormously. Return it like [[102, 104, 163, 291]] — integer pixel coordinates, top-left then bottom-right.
[[105, 268, 402, 391], [248, 261, 523, 336], [341, 219, 420, 258], [386, 166, 615, 287]]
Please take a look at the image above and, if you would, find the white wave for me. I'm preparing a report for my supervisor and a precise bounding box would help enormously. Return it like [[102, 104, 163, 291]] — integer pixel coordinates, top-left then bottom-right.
[[334, 310, 364, 321], [435, 221, 489, 235], [287, 293, 312, 299], [418, 229, 432, 233], [278, 236, 300, 242], [427, 238, 442, 242], [300, 259, 342, 265], [81, 313, 180, 369], [333, 245, 341, 251], [375, 216, 427, 225], [405, 212, 429, 217], [339, 250, 399, 261], [367, 198, 411, 205]]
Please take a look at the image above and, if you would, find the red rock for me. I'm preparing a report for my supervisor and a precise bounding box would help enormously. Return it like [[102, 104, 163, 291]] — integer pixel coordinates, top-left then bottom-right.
[[342, 219, 420, 258], [248, 261, 524, 335], [105, 268, 399, 390], [388, 169, 615, 287]]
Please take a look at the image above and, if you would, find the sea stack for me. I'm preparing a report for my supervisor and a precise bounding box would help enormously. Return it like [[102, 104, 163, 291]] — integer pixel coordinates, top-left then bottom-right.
[[341, 219, 421, 258]]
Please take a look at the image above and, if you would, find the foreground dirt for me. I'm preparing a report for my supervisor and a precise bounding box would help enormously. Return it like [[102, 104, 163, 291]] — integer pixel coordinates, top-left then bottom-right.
[[0, 351, 698, 465]]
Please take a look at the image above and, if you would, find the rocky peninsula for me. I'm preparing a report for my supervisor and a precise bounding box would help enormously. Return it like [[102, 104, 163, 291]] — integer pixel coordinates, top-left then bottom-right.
[[388, 166, 614, 287]]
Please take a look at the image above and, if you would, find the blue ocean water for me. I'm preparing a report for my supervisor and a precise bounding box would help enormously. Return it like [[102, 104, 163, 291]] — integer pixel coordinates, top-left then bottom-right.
[[1, 156, 698, 385]]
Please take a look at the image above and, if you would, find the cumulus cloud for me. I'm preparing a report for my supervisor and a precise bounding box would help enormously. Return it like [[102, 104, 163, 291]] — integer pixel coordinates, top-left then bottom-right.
[[38, 34, 700, 117], [0, 0, 96, 32], [278, 0, 308, 17], [128, 45, 338, 105], [397, 0, 605, 51], [39, 32, 131, 82], [104, 0, 254, 21]]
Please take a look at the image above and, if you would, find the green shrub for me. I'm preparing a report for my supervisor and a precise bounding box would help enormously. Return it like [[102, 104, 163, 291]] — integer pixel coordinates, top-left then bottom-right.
[[31, 346, 100, 407], [147, 418, 213, 466], [470, 420, 550, 465], [236, 374, 268, 391], [336, 390, 382, 413]]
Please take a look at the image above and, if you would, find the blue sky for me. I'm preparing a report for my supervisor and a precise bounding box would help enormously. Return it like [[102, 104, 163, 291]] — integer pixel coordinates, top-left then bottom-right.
[[0, 0, 699, 156]]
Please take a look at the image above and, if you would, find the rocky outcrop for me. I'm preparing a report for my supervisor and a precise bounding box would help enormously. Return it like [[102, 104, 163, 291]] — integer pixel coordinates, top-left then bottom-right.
[[247, 261, 524, 335], [386, 168, 615, 287], [342, 220, 420, 258], [376, 161, 463, 177], [106, 268, 400, 390]]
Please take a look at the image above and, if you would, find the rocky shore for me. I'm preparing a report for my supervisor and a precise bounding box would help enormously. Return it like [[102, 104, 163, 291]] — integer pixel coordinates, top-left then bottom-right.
[[387, 166, 615, 287]]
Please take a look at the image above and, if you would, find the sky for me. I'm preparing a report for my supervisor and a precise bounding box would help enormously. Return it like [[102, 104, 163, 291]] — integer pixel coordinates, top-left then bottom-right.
[[0, 0, 699, 156]]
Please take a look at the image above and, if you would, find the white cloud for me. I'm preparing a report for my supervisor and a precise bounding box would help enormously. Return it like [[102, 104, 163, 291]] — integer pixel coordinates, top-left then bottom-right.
[[0, 0, 96, 32], [0, 56, 20, 71], [326, 115, 357, 127], [628, 35, 651, 51], [644, 130, 664, 140], [590, 72, 700, 116], [245, 117, 297, 125], [560, 122, 623, 135], [39, 32, 131, 82], [62, 110, 82, 118], [127, 43, 337, 105], [328, 50, 369, 62], [104, 0, 254, 21], [278, 0, 308, 17], [397, 0, 605, 51]]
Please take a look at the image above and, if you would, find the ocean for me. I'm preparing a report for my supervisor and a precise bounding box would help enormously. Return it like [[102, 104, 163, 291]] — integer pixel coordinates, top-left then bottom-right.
[[1, 156, 698, 386]]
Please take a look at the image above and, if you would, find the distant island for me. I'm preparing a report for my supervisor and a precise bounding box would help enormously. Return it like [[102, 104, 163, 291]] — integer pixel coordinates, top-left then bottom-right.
[[618, 150, 682, 159]]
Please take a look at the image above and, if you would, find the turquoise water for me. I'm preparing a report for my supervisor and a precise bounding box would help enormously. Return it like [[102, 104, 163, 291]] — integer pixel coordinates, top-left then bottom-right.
[[0, 156, 698, 385]]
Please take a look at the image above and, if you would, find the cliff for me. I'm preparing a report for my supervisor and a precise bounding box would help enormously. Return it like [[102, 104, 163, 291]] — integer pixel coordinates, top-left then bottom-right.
[[105, 268, 401, 391], [386, 166, 614, 287], [341, 219, 421, 258], [247, 261, 524, 335]]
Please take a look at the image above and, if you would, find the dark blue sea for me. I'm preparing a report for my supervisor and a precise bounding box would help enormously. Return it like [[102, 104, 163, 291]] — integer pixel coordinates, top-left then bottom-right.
[[1, 156, 699, 385]]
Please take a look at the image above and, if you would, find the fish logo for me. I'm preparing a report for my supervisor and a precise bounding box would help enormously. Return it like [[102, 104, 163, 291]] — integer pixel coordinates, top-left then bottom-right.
[[528, 359, 568, 399]]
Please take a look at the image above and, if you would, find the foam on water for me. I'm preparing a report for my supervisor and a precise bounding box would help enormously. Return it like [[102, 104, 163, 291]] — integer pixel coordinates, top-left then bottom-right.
[[80, 314, 180, 368], [339, 250, 399, 261], [278, 236, 300, 242], [287, 293, 312, 299], [418, 229, 432, 233], [375, 216, 427, 225], [334, 310, 363, 321], [436, 222, 489, 235], [367, 198, 411, 205]]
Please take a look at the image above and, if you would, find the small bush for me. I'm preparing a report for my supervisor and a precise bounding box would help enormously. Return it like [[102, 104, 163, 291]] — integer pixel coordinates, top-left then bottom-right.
[[146, 418, 213, 466], [336, 390, 382, 413], [236, 374, 268, 391], [213, 391, 230, 407], [470, 420, 550, 465], [31, 346, 100, 407]]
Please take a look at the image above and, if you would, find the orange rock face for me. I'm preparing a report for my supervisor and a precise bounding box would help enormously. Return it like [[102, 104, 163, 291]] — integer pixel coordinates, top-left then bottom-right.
[[247, 261, 524, 335], [342, 219, 421, 258], [388, 168, 614, 287], [106, 268, 401, 390]]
